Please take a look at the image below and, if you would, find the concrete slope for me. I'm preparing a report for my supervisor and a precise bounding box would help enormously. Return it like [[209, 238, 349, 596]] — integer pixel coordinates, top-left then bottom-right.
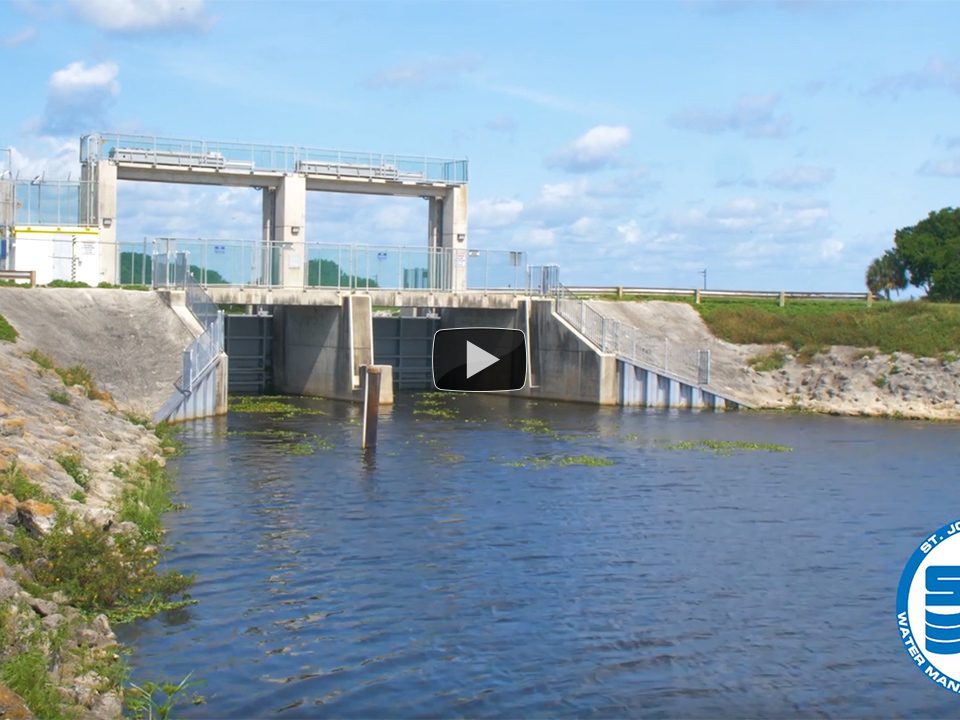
[[0, 288, 194, 417], [585, 300, 771, 403]]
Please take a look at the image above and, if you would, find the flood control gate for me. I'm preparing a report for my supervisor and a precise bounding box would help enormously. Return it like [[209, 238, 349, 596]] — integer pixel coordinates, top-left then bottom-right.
[[373, 316, 439, 390], [224, 314, 273, 394]]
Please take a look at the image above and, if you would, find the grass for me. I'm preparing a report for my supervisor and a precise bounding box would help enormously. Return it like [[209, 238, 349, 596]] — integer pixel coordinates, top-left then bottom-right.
[[0, 461, 49, 502], [116, 458, 177, 543], [663, 439, 793, 455], [0, 647, 65, 720], [0, 312, 16, 343], [26, 350, 112, 402], [49, 389, 71, 405], [748, 350, 786, 372], [693, 298, 960, 358], [55, 453, 89, 489], [27, 349, 55, 370]]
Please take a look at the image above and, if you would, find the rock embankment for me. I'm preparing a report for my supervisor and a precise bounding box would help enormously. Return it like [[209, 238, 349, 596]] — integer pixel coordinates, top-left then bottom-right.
[[0, 310, 175, 718], [0, 288, 194, 417], [587, 300, 960, 419]]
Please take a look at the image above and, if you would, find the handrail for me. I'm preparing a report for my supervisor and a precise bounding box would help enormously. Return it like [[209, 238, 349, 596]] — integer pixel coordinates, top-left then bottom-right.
[[553, 283, 711, 386], [566, 286, 870, 302]]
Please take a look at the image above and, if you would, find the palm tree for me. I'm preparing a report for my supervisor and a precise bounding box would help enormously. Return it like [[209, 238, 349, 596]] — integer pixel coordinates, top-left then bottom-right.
[[866, 250, 907, 300]]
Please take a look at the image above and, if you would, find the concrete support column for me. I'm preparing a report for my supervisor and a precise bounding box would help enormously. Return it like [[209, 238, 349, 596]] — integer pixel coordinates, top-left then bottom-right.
[[261, 187, 276, 285], [442, 185, 468, 291], [275, 175, 306, 290], [426, 186, 468, 291], [95, 160, 117, 284]]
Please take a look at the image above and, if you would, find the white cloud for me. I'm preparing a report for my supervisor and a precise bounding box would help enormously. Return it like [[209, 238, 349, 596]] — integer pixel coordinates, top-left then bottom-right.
[[616, 219, 643, 245], [39, 61, 120, 137], [68, 0, 212, 32], [471, 198, 524, 229], [8, 139, 79, 179], [871, 56, 960, 98], [546, 125, 632, 173], [918, 155, 960, 177], [367, 55, 480, 90], [2, 26, 36, 48], [669, 94, 791, 138], [766, 165, 835, 190]]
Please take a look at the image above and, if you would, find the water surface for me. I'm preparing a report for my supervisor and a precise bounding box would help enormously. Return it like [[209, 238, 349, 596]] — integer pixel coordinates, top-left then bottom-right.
[[118, 395, 960, 717]]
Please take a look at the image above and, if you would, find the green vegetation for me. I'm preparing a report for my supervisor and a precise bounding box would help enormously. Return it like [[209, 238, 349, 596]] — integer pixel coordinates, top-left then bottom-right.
[[0, 460, 49, 502], [45, 279, 91, 288], [748, 349, 786, 372], [26, 350, 112, 402], [55, 454, 89, 489], [15, 457, 194, 622], [874, 375, 888, 389], [119, 251, 228, 286], [307, 258, 378, 288], [49, 389, 71, 405], [507, 453, 614, 469], [26, 348, 55, 369], [663, 439, 793, 455], [116, 458, 179, 544], [0, 312, 16, 343], [696, 298, 960, 358], [868, 207, 960, 302], [0, 647, 65, 720], [127, 672, 205, 720], [413, 393, 459, 420], [228, 395, 325, 417], [97, 281, 150, 291]]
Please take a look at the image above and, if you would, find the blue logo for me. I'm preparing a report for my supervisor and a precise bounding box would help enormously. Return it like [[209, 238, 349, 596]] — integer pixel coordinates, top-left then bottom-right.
[[898, 521, 960, 692]]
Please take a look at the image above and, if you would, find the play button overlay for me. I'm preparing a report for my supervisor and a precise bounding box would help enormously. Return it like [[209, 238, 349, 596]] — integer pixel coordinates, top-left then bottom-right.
[[432, 328, 527, 392]]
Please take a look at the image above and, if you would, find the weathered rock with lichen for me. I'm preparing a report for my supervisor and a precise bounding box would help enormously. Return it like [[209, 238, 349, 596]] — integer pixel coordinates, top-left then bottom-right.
[[16, 499, 57, 537], [0, 682, 34, 720]]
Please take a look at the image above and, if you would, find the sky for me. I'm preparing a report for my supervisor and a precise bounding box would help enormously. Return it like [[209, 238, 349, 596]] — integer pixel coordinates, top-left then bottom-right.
[[1, 0, 959, 291]]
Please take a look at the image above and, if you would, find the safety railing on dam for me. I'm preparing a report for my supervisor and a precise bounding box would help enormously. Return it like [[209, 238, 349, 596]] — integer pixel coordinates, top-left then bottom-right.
[[555, 284, 710, 386], [81, 133, 469, 184], [157, 251, 225, 394], [150, 238, 528, 292]]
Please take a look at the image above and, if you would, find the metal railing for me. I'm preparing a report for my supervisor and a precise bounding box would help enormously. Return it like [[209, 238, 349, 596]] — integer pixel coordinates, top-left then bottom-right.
[[10, 180, 97, 226], [567, 285, 871, 303], [150, 237, 527, 292], [82, 133, 469, 184], [554, 284, 711, 386], [151, 250, 225, 394]]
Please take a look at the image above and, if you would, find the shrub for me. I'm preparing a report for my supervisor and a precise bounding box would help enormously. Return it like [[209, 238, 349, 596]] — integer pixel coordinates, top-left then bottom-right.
[[49, 390, 71, 406], [0, 461, 47, 502], [56, 454, 89, 489]]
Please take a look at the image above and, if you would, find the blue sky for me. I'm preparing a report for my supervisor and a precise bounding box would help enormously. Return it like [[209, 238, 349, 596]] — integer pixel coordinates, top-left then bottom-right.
[[1, 0, 959, 291]]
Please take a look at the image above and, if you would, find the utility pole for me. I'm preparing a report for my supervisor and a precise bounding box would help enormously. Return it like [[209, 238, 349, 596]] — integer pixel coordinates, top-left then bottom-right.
[[700, 268, 707, 290]]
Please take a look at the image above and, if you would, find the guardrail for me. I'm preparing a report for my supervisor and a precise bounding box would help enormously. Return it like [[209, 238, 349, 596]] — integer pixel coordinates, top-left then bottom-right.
[[554, 284, 710, 384], [566, 286, 871, 304], [82, 133, 469, 184], [0, 270, 36, 287]]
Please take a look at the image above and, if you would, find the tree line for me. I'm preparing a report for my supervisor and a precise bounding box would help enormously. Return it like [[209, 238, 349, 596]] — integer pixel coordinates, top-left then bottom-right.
[[866, 207, 960, 302]]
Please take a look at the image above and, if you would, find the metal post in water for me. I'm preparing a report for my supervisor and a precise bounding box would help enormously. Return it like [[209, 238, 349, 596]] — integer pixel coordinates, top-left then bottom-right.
[[361, 366, 381, 450]]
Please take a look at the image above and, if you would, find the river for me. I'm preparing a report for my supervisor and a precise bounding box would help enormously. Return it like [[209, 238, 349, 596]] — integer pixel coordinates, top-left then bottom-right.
[[117, 393, 960, 717]]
